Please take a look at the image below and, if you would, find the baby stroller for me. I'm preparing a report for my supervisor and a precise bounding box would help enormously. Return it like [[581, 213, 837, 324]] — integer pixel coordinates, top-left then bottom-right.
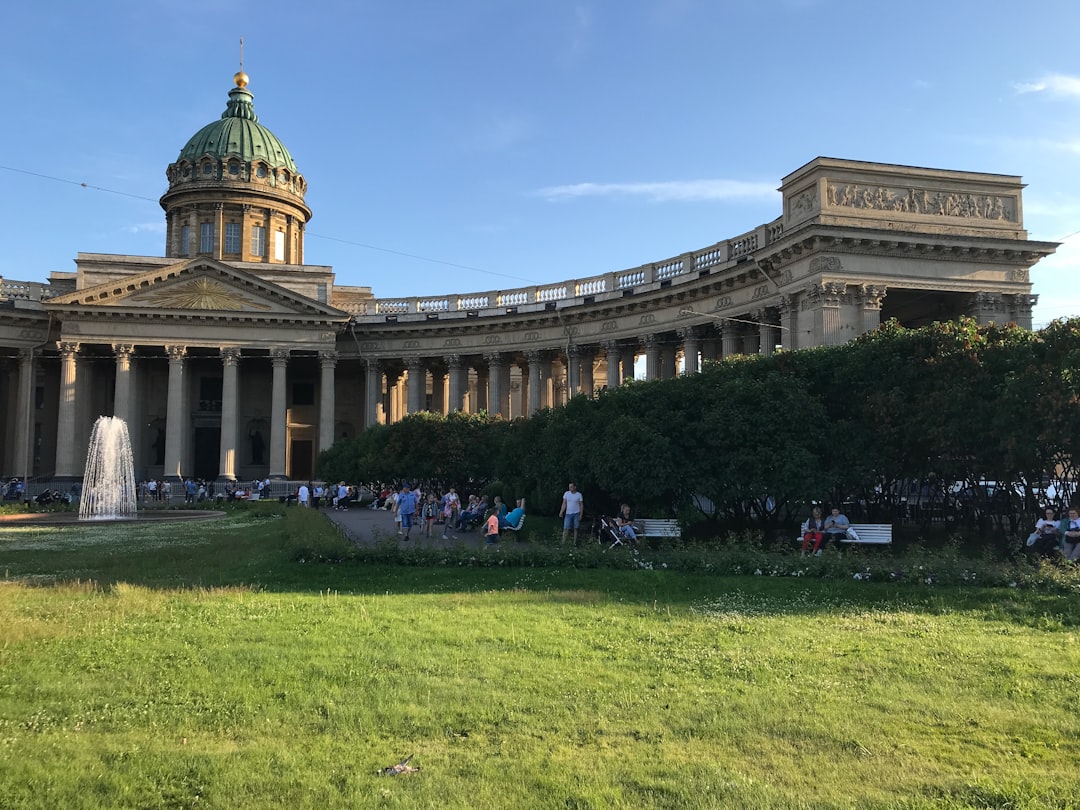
[[598, 516, 633, 550]]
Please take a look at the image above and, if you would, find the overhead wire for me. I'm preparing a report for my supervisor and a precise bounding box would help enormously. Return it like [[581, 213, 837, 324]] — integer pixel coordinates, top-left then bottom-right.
[[0, 163, 538, 286]]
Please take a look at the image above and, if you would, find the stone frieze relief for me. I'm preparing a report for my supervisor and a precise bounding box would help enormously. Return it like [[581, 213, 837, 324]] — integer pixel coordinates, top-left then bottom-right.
[[827, 183, 1017, 222]]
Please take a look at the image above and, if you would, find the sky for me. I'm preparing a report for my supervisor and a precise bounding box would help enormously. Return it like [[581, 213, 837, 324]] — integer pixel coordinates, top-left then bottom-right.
[[1, 0, 1078, 328]]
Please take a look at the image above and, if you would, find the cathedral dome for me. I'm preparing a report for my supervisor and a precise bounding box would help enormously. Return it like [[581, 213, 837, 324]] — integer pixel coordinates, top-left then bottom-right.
[[176, 82, 298, 172], [160, 74, 311, 264]]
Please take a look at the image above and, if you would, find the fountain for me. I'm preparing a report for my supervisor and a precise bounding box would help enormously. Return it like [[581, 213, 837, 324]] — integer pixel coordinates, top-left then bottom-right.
[[79, 416, 138, 521]]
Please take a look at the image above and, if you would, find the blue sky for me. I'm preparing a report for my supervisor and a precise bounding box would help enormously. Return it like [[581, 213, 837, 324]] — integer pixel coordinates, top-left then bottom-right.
[[2, 0, 1078, 327]]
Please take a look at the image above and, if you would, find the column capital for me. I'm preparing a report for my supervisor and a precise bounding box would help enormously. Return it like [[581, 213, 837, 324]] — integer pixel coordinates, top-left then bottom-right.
[[642, 334, 659, 350], [271, 348, 290, 365], [677, 326, 699, 341], [57, 340, 80, 356], [857, 284, 887, 310], [319, 350, 339, 367], [525, 349, 543, 364], [18, 348, 36, 362], [112, 343, 135, 358], [444, 353, 462, 368], [406, 355, 424, 371], [220, 347, 241, 364], [166, 345, 187, 362], [484, 351, 504, 366]]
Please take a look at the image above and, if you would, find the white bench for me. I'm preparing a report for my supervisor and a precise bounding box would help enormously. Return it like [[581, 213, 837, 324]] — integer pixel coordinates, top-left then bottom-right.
[[843, 524, 892, 544], [637, 519, 681, 541], [796, 523, 892, 545], [502, 514, 526, 534]]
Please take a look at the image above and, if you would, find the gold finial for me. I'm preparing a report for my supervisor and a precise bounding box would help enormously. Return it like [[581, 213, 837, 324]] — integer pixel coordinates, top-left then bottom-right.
[[234, 36, 248, 87]]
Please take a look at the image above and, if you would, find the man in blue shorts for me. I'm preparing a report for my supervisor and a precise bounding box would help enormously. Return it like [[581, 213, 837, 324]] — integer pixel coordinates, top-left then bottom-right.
[[397, 484, 418, 541], [559, 482, 584, 542]]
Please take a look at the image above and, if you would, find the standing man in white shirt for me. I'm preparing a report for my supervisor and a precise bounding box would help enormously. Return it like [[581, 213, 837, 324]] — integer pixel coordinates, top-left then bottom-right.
[[560, 482, 584, 542]]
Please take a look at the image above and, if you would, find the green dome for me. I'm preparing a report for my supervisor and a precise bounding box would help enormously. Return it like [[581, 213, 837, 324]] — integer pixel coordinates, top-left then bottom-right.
[[176, 84, 298, 171]]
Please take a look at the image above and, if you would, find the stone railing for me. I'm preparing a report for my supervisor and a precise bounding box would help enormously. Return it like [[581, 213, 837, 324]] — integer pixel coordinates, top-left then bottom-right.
[[341, 218, 782, 319], [0, 278, 56, 302]]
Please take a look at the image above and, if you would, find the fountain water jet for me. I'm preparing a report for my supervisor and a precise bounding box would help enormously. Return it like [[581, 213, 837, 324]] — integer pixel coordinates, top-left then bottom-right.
[[79, 416, 138, 521]]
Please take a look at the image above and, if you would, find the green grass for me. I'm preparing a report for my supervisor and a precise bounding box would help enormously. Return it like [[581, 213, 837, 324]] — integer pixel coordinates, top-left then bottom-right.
[[1, 507, 1079, 808]]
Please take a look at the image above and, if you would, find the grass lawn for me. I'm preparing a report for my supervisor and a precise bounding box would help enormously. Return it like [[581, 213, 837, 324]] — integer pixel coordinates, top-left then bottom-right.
[[1, 506, 1078, 809]]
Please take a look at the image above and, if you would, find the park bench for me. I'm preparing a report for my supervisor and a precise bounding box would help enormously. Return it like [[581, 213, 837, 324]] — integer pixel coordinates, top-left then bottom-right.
[[795, 523, 893, 545], [637, 519, 682, 541], [501, 514, 526, 534]]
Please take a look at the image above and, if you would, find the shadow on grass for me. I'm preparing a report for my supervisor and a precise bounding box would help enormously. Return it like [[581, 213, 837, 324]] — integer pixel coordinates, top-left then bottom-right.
[[1, 504, 1077, 628]]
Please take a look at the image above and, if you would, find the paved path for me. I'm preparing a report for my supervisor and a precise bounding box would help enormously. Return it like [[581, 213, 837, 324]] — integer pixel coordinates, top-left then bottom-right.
[[321, 504, 491, 549]]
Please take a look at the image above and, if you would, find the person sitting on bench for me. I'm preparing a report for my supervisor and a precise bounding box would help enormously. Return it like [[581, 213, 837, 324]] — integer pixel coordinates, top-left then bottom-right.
[[615, 503, 638, 544], [501, 497, 526, 529], [801, 506, 827, 555], [823, 507, 850, 549]]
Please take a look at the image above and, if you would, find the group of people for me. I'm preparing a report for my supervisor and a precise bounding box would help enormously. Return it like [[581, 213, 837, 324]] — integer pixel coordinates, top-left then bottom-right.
[[371, 483, 527, 544], [800, 506, 852, 555], [1029, 506, 1080, 560]]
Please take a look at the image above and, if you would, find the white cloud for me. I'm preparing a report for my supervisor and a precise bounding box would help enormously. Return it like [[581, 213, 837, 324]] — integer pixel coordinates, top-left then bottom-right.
[[559, 3, 592, 65], [1013, 73, 1080, 98], [534, 178, 778, 203], [122, 222, 166, 235]]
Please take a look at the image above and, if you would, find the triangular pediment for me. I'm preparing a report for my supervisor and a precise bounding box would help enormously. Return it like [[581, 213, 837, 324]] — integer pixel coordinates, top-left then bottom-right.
[[45, 258, 349, 320]]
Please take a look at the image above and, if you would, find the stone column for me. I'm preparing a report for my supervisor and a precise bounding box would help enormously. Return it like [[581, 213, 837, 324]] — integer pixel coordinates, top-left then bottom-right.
[[269, 349, 288, 479], [721, 327, 738, 358], [539, 353, 554, 409], [526, 350, 543, 415], [213, 203, 224, 260], [218, 348, 240, 482], [621, 346, 637, 383], [112, 344, 134, 425], [163, 345, 187, 487], [406, 356, 425, 414], [319, 351, 337, 453], [1011, 294, 1037, 330], [566, 346, 581, 398], [602, 342, 620, 388], [970, 292, 1006, 326], [661, 344, 678, 379], [364, 358, 382, 427], [485, 353, 505, 417], [819, 282, 846, 345], [54, 341, 80, 479], [446, 354, 465, 412], [474, 362, 489, 413], [644, 335, 661, 380], [778, 295, 796, 351], [386, 368, 404, 424], [580, 348, 595, 396], [13, 350, 34, 480], [430, 367, 447, 415], [187, 210, 198, 256], [679, 328, 700, 375], [859, 285, 886, 334], [745, 311, 763, 355]]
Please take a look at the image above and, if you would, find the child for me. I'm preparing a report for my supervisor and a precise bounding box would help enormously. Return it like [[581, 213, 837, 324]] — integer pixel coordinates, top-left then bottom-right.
[[484, 508, 500, 546], [422, 493, 438, 537]]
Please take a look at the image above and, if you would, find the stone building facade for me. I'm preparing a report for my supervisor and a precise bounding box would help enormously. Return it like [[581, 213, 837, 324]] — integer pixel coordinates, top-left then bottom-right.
[[0, 74, 1058, 485]]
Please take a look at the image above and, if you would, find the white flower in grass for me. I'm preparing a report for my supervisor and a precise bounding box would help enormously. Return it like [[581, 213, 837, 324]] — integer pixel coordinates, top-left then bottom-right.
[[754, 569, 763, 576]]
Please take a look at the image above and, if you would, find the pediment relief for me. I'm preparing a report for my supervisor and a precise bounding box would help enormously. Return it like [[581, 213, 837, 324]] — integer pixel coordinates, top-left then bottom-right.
[[46, 259, 348, 320]]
